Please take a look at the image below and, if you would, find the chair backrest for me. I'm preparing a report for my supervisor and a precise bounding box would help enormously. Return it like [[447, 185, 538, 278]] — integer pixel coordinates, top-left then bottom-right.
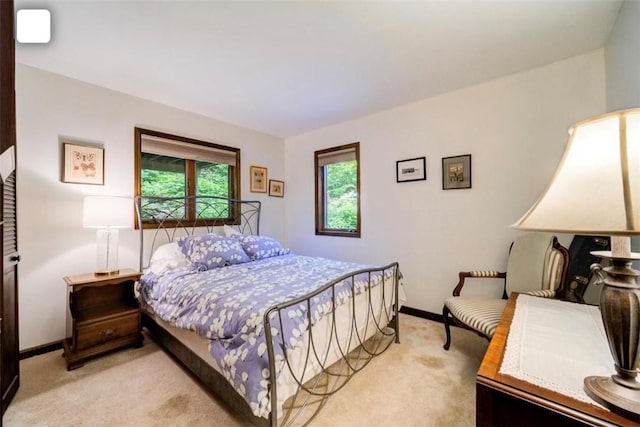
[[505, 233, 568, 296]]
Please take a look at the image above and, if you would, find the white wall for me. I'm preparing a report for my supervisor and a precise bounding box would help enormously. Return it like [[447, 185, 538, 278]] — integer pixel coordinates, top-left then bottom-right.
[[284, 51, 605, 314], [601, 0, 640, 288], [605, 0, 640, 112], [15, 64, 285, 350], [15, 49, 609, 349]]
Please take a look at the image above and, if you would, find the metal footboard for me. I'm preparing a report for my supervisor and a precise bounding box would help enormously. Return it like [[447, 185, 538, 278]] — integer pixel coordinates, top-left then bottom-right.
[[264, 262, 401, 426], [136, 195, 401, 426]]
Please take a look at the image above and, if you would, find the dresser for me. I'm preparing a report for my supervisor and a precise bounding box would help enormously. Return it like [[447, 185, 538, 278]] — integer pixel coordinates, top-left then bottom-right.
[[476, 293, 635, 426]]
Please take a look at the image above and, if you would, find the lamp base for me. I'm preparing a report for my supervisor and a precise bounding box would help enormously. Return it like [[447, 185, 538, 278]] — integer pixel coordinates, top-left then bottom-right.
[[94, 269, 120, 277], [95, 229, 120, 276], [585, 376, 640, 421], [588, 251, 640, 423]]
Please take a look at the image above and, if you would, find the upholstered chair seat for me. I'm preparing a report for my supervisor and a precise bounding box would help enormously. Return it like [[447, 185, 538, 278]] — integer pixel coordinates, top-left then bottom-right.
[[442, 233, 569, 350], [444, 296, 508, 339]]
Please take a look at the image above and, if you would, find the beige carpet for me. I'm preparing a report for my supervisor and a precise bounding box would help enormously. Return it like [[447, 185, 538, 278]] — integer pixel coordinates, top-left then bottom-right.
[[4, 314, 487, 426]]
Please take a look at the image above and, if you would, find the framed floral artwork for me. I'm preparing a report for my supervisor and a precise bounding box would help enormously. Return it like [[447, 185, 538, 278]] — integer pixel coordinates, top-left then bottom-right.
[[250, 165, 268, 193], [62, 142, 104, 185]]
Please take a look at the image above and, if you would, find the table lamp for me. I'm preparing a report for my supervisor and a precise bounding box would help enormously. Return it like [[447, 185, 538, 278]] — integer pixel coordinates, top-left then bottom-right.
[[83, 196, 133, 275], [512, 108, 640, 420]]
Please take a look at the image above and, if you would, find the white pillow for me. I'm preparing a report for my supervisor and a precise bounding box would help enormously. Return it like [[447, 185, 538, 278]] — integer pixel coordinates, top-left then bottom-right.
[[223, 224, 242, 237], [149, 242, 190, 275]]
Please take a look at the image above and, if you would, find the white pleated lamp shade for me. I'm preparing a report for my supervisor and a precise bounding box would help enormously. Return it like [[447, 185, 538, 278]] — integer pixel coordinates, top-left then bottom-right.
[[512, 108, 640, 236]]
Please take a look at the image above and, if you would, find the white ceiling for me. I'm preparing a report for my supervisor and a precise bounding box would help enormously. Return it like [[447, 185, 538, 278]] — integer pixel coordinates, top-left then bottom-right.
[[15, 0, 622, 138]]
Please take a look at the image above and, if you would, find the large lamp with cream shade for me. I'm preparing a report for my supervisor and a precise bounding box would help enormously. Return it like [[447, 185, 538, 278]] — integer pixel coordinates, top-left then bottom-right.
[[513, 108, 640, 420], [83, 196, 133, 275]]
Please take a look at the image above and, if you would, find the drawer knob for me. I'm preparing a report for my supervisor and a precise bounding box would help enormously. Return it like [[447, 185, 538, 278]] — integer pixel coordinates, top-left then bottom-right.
[[101, 328, 117, 337]]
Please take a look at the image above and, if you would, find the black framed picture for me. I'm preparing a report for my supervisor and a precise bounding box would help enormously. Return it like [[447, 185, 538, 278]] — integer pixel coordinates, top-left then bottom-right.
[[396, 157, 426, 183], [442, 154, 471, 190], [268, 179, 284, 197]]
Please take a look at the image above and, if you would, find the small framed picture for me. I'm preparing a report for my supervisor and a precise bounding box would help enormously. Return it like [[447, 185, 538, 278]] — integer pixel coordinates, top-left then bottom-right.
[[250, 165, 268, 193], [396, 157, 426, 183], [61, 142, 104, 185], [269, 180, 284, 197], [442, 154, 472, 190]]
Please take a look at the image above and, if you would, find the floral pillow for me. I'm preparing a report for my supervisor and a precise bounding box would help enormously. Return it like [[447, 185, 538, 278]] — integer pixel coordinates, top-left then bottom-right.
[[177, 234, 249, 270], [233, 235, 290, 261]]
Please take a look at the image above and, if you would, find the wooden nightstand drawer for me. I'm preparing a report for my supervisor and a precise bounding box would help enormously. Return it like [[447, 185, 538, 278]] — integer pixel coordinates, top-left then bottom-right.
[[64, 269, 143, 370], [76, 312, 140, 350]]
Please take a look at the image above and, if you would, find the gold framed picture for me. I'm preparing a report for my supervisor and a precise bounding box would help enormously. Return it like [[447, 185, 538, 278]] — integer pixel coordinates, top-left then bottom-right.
[[269, 180, 284, 197], [250, 165, 268, 193], [62, 142, 104, 185]]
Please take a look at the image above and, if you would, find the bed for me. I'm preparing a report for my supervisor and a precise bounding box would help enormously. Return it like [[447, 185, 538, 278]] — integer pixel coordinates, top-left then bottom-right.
[[135, 195, 402, 426]]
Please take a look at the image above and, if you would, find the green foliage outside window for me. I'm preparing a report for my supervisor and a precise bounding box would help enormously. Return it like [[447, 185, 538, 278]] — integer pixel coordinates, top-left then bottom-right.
[[140, 155, 186, 219], [325, 160, 358, 230], [196, 161, 231, 218], [141, 169, 186, 197], [141, 152, 357, 228], [141, 154, 231, 220]]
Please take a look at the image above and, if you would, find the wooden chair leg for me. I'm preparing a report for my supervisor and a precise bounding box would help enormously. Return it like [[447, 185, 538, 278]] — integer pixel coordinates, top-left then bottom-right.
[[443, 305, 452, 350]]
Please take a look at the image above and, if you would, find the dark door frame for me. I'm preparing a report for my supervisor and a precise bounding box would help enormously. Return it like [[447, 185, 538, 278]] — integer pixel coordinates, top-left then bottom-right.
[[0, 0, 19, 417]]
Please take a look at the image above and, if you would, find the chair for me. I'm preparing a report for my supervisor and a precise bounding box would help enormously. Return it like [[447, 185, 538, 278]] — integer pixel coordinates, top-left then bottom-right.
[[442, 233, 569, 350]]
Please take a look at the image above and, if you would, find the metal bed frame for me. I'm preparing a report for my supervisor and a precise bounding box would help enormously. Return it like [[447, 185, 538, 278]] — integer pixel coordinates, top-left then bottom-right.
[[135, 196, 401, 426]]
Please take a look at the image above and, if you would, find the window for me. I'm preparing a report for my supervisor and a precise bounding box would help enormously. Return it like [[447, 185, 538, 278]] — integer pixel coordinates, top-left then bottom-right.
[[314, 142, 360, 237], [134, 127, 240, 227]]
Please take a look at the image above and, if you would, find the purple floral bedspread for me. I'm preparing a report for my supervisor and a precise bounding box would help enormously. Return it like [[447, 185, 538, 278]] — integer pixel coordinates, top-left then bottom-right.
[[139, 254, 393, 418]]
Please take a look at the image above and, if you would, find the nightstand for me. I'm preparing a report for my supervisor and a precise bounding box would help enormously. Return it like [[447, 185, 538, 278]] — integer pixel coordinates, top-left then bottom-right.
[[63, 268, 143, 370]]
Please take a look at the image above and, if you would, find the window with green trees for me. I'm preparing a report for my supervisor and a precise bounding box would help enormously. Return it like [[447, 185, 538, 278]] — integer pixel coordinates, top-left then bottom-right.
[[314, 142, 360, 237], [134, 127, 240, 227]]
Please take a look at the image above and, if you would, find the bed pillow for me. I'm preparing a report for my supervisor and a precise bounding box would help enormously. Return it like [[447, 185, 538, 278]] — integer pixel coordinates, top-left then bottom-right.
[[223, 224, 242, 237], [148, 242, 191, 276], [233, 235, 290, 261], [177, 234, 250, 270]]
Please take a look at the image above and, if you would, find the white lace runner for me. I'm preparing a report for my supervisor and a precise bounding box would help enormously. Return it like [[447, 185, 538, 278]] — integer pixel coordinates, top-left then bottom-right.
[[499, 294, 615, 407]]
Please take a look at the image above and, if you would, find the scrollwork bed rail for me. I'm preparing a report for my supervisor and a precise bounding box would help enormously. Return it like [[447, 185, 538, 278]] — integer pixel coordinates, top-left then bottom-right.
[[135, 195, 261, 271], [135, 196, 401, 426], [264, 263, 400, 426]]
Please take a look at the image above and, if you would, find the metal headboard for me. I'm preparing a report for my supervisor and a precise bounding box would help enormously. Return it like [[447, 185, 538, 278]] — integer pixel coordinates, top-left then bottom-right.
[[135, 195, 261, 271]]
